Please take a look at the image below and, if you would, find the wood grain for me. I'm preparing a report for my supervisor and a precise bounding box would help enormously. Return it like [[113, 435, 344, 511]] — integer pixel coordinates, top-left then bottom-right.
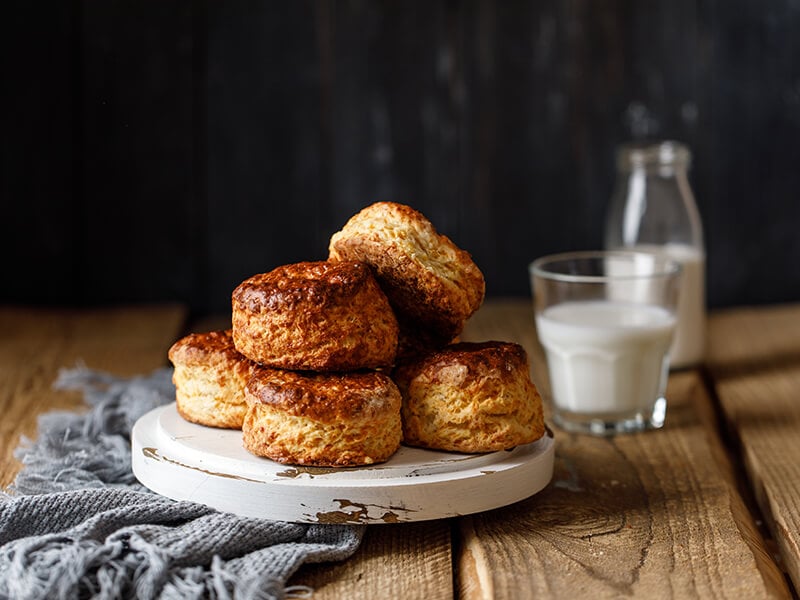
[[8, 3, 800, 314], [457, 300, 789, 599], [0, 304, 187, 488], [289, 521, 453, 599], [2, 299, 796, 598], [707, 303, 800, 592]]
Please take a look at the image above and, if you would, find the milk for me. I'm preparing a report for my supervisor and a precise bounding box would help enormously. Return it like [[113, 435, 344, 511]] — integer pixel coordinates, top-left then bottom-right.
[[536, 301, 677, 417], [658, 244, 705, 368], [606, 244, 705, 368]]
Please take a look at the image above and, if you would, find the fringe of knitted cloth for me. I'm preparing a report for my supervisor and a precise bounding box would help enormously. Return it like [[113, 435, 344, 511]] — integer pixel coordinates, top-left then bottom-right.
[[0, 366, 364, 600]]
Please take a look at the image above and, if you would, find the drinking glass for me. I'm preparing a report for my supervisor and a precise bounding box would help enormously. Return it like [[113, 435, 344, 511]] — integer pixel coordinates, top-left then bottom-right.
[[529, 250, 682, 435]]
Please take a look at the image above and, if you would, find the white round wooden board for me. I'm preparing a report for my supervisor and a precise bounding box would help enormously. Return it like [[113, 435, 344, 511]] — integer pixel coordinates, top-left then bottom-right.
[[131, 403, 555, 524]]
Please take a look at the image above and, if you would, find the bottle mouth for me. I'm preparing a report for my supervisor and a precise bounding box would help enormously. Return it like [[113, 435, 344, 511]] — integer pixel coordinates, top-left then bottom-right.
[[616, 140, 691, 170]]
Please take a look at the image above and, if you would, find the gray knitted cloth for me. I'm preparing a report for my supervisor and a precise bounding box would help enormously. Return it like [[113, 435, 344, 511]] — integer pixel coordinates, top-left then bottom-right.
[[0, 367, 364, 599]]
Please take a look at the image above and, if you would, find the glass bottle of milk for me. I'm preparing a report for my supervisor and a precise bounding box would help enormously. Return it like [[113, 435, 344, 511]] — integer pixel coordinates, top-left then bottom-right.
[[604, 141, 706, 369]]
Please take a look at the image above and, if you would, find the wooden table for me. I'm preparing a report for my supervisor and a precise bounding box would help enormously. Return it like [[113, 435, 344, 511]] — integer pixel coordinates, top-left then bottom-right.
[[2, 300, 799, 598]]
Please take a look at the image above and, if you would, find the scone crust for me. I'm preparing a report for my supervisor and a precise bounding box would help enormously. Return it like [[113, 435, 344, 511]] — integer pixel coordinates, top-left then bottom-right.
[[243, 367, 402, 466], [231, 260, 399, 371], [168, 330, 257, 429], [328, 202, 485, 344], [393, 341, 545, 452]]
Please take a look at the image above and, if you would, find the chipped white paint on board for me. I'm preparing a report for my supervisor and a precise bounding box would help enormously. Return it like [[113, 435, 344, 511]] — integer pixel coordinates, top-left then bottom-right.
[[131, 404, 555, 524]]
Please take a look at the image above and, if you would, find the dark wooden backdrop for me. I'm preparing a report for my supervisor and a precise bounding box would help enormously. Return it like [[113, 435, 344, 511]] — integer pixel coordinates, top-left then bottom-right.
[[4, 1, 800, 317]]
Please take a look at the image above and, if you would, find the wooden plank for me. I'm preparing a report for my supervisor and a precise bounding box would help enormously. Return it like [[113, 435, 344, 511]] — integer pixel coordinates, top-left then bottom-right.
[[456, 300, 789, 598], [289, 521, 453, 600], [205, 0, 328, 312], [2, 3, 79, 305], [706, 303, 800, 591], [0, 304, 187, 488], [79, 1, 199, 307]]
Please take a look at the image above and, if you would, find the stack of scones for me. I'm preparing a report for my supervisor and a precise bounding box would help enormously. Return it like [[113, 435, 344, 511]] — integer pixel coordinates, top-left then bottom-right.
[[169, 202, 545, 467]]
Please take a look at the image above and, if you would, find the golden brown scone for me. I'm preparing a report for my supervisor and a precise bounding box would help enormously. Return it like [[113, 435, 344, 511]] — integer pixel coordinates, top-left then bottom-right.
[[243, 367, 402, 466], [393, 341, 545, 453], [231, 260, 399, 371], [168, 330, 258, 429], [328, 202, 485, 347]]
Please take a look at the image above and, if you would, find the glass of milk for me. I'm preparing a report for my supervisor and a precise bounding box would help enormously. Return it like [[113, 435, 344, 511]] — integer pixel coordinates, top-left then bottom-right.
[[529, 250, 682, 436]]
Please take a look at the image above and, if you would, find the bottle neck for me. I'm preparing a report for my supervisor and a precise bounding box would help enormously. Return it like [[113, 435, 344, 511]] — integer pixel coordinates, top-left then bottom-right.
[[616, 140, 692, 176], [607, 141, 704, 251]]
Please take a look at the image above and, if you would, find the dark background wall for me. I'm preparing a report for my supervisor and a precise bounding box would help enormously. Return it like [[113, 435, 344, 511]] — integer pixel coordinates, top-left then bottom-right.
[[4, 1, 800, 318]]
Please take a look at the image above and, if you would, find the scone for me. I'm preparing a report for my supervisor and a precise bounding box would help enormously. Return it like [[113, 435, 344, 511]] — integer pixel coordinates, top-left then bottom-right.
[[393, 341, 545, 453], [243, 367, 402, 466], [328, 202, 485, 348], [168, 329, 258, 429], [231, 260, 399, 371]]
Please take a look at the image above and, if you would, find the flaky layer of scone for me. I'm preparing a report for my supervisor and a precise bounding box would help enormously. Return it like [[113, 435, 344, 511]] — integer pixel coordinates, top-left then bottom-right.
[[243, 366, 402, 466], [168, 329, 257, 429], [232, 260, 399, 371], [393, 341, 545, 452], [328, 202, 485, 349]]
